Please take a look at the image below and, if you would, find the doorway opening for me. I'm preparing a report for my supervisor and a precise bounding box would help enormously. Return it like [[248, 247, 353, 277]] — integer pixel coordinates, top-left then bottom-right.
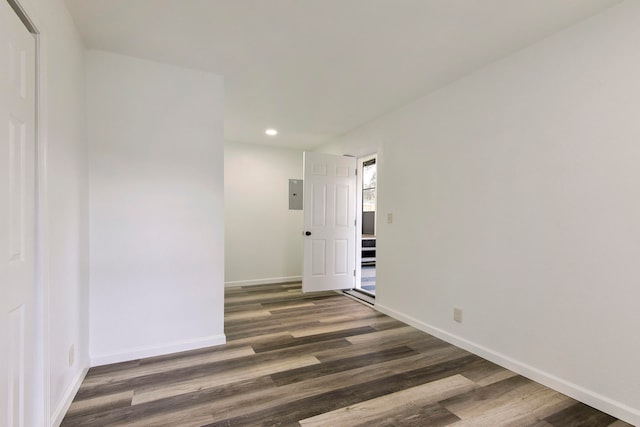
[[355, 154, 377, 297]]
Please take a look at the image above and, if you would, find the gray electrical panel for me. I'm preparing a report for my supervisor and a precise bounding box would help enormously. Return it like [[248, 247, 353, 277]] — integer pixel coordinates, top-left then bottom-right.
[[289, 179, 303, 210]]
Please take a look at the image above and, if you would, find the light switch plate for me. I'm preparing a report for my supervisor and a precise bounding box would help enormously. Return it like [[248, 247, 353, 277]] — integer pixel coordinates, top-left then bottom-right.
[[454, 307, 463, 323]]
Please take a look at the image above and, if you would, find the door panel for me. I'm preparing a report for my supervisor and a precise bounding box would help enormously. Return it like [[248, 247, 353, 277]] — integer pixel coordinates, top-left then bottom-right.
[[334, 239, 348, 274], [1, 1, 37, 425], [302, 152, 356, 292], [311, 183, 326, 227], [311, 240, 326, 276]]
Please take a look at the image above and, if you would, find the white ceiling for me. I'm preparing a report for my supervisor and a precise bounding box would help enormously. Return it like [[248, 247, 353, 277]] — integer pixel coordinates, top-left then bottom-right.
[[64, 0, 620, 150]]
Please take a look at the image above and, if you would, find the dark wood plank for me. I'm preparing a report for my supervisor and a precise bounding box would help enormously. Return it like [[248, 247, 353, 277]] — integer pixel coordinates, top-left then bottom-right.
[[544, 402, 618, 427], [250, 325, 377, 353], [270, 345, 419, 386]]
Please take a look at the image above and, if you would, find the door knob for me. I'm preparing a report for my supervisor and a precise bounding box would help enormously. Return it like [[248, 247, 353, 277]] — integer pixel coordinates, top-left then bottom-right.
[[305, 231, 312, 236]]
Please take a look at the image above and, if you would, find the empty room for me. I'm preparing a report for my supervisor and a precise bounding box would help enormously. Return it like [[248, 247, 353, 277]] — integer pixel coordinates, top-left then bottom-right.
[[1, 0, 639, 426]]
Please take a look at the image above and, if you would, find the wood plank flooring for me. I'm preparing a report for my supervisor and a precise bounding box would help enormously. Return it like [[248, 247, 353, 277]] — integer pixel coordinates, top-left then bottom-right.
[[62, 283, 632, 426]]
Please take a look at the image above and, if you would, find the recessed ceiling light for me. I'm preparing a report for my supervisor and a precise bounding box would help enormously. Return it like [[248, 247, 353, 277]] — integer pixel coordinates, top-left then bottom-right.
[[265, 129, 278, 136]]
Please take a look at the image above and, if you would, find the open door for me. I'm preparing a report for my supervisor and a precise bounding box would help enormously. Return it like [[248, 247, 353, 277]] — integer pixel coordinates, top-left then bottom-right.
[[302, 152, 357, 292], [1, 1, 38, 424]]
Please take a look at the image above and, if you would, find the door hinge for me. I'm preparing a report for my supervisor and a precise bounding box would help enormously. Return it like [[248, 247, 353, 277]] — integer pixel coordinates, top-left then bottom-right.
[[355, 169, 357, 176], [353, 270, 356, 277]]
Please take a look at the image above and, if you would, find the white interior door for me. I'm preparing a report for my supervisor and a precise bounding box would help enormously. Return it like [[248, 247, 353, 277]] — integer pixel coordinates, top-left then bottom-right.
[[302, 152, 356, 292], [1, 1, 37, 425]]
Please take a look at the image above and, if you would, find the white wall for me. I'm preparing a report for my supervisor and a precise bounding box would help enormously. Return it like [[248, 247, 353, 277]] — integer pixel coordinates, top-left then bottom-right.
[[320, 1, 640, 424], [87, 51, 225, 365], [225, 141, 303, 286], [18, 0, 90, 424]]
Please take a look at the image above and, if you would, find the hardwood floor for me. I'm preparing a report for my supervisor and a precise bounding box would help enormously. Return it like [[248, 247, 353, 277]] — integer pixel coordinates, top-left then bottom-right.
[[62, 283, 631, 426]]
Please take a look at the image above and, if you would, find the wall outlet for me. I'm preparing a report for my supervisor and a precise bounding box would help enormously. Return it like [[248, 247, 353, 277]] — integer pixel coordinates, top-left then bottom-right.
[[453, 307, 463, 323], [69, 344, 75, 367], [387, 213, 393, 224]]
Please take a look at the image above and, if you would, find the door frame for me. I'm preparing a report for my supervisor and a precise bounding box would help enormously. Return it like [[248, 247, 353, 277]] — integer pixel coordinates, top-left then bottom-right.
[[354, 153, 377, 294], [6, 1, 49, 424]]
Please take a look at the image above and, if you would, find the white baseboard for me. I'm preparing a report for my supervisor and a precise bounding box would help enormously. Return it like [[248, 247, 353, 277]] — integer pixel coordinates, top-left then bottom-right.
[[90, 333, 227, 367], [374, 303, 640, 427], [51, 366, 88, 427], [225, 276, 302, 288]]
